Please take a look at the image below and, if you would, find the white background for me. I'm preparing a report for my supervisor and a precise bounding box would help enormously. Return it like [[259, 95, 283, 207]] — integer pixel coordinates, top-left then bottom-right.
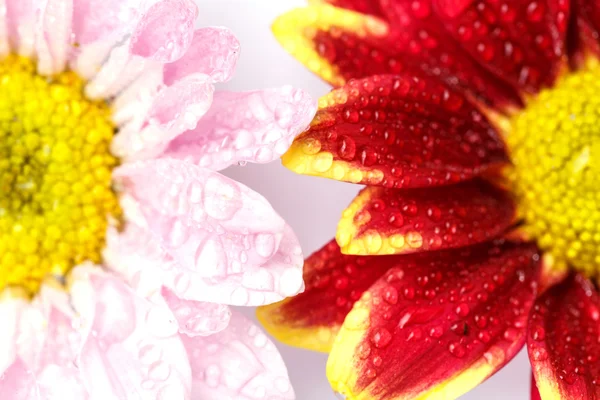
[[196, 1, 531, 398]]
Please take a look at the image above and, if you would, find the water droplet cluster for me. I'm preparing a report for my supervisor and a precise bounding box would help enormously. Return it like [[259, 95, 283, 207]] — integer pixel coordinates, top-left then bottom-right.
[[435, 0, 567, 93], [282, 75, 507, 188], [265, 240, 408, 351], [272, 4, 388, 87], [0, 55, 119, 294], [527, 274, 600, 390], [311, 1, 522, 108], [336, 180, 515, 255], [327, 241, 539, 398], [507, 64, 600, 276]]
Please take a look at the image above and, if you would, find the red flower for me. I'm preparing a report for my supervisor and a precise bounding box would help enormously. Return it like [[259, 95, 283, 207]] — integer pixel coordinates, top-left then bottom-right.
[[258, 1, 600, 399]]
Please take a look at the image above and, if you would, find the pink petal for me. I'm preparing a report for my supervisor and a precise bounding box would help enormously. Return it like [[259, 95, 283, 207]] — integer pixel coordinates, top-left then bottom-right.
[[70, 0, 142, 78], [109, 160, 304, 305], [0, 358, 39, 400], [0, 0, 10, 56], [115, 158, 286, 257], [161, 287, 231, 337], [182, 311, 294, 400], [112, 74, 214, 161], [36, 366, 89, 400], [164, 87, 316, 170], [31, 297, 89, 400], [163, 27, 240, 85], [72, 0, 140, 46], [0, 298, 24, 375], [69, 266, 192, 400], [36, 0, 73, 75], [130, 0, 197, 63], [84, 40, 149, 100], [6, 0, 36, 56]]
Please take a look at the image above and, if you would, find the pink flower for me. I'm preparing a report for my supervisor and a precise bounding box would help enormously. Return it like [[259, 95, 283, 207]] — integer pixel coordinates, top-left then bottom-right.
[[0, 0, 316, 398]]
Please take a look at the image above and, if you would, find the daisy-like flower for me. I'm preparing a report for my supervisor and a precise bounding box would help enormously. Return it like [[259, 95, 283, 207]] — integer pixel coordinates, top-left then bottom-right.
[[258, 1, 600, 399], [0, 0, 315, 398]]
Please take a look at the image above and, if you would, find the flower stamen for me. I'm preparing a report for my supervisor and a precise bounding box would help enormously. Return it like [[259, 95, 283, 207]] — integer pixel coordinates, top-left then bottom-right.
[[0, 55, 120, 294], [507, 62, 600, 276]]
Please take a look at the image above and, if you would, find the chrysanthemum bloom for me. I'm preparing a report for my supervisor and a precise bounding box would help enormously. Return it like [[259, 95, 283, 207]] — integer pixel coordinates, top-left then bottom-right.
[[0, 0, 315, 398], [257, 1, 600, 399]]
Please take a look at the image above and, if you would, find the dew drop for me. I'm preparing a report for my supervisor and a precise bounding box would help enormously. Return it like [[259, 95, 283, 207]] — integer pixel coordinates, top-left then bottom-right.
[[371, 327, 393, 348], [448, 342, 466, 358]]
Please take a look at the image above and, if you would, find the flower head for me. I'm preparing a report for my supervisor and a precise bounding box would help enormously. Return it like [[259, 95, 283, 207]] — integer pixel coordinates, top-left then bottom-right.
[[259, 1, 600, 399], [0, 0, 316, 398]]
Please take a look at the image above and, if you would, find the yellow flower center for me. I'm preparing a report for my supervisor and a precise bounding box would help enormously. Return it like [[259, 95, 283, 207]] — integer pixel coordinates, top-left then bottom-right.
[[0, 56, 120, 295], [507, 62, 600, 276]]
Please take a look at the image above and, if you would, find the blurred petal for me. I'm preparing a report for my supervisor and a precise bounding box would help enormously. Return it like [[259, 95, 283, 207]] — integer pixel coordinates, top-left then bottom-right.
[[336, 180, 516, 255], [327, 240, 540, 400], [258, 240, 407, 353], [283, 74, 508, 188], [433, 0, 569, 94], [164, 27, 240, 85], [0, 358, 38, 400], [35, 0, 73, 75], [69, 266, 192, 400], [129, 0, 197, 63], [573, 0, 600, 58], [161, 287, 231, 337], [163, 87, 316, 170], [182, 311, 294, 400], [531, 374, 542, 400], [6, 0, 36, 56], [272, 4, 389, 86], [309, 0, 385, 17], [0, 296, 25, 375], [527, 274, 600, 399]]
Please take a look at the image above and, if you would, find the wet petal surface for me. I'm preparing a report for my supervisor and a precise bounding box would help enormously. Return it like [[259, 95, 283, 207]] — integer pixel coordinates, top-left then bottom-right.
[[182, 311, 294, 400], [336, 180, 516, 255], [327, 240, 540, 400], [283, 74, 508, 188], [527, 274, 600, 400]]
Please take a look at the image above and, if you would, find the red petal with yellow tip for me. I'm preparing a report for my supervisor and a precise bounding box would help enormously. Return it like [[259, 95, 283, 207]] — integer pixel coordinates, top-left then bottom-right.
[[527, 274, 600, 400], [433, 0, 569, 95], [327, 240, 540, 400], [257, 240, 403, 352], [336, 180, 516, 256], [282, 74, 509, 187], [272, 4, 390, 87]]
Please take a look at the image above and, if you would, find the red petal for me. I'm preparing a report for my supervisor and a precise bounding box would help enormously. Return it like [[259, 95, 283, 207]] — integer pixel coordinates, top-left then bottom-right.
[[336, 180, 516, 255], [257, 240, 400, 352], [272, 4, 390, 87], [379, 0, 523, 109], [573, 0, 600, 58], [327, 240, 541, 399], [432, 0, 569, 94], [532, 374, 542, 400], [527, 274, 600, 399], [312, 0, 385, 17], [275, 4, 522, 109], [282, 74, 509, 188]]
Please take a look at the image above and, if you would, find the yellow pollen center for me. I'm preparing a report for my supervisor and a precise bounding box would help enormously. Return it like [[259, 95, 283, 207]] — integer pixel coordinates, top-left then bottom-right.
[[507, 62, 600, 276], [0, 55, 120, 295]]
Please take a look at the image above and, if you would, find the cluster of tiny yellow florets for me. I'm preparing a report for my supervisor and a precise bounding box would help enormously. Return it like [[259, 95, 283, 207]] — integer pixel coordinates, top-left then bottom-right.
[[0, 55, 120, 294], [507, 62, 600, 276]]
